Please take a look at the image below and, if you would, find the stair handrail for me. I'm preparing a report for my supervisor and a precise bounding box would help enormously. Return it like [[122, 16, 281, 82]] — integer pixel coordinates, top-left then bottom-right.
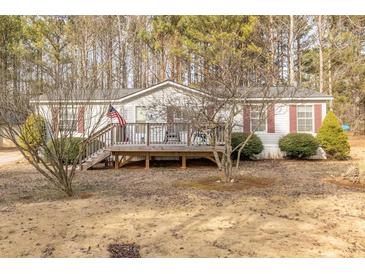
[[84, 123, 116, 144], [80, 123, 116, 164]]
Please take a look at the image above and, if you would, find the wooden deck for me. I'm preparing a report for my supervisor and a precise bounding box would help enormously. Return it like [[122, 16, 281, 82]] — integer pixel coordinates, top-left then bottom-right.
[[81, 123, 226, 170], [107, 145, 224, 169]]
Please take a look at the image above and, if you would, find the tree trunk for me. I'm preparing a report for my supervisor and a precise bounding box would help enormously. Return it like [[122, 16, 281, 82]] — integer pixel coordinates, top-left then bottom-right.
[[269, 16, 276, 85], [220, 105, 236, 183], [107, 17, 113, 90], [92, 38, 98, 89], [328, 58, 333, 110], [296, 37, 302, 85], [318, 15, 324, 93], [289, 15, 295, 85]]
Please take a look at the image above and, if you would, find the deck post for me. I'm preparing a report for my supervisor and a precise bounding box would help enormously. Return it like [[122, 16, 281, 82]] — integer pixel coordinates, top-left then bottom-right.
[[146, 123, 150, 146], [111, 126, 115, 145], [187, 123, 191, 146], [181, 155, 187, 169], [114, 154, 119, 169], [145, 153, 150, 169]]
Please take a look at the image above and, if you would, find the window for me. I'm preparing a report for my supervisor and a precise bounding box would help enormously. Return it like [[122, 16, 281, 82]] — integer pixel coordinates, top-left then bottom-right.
[[60, 106, 77, 132], [297, 105, 313, 132], [136, 106, 146, 123], [173, 109, 187, 123], [135, 106, 147, 134], [250, 105, 266, 132]]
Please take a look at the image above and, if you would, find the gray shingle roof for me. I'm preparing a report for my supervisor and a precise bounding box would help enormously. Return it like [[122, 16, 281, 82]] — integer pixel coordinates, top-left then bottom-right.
[[32, 81, 331, 102], [241, 86, 332, 99], [35, 88, 142, 101]]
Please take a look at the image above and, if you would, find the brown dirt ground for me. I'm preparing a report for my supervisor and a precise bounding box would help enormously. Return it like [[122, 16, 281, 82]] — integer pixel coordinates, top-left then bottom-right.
[[1, 136, 365, 257]]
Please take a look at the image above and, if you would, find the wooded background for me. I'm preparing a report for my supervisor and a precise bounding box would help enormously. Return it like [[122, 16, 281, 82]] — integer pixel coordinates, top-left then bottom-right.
[[1, 16, 364, 133]]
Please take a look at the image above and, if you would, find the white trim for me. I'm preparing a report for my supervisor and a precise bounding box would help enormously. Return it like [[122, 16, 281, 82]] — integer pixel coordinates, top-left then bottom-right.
[[30, 81, 208, 104], [116, 80, 207, 103]]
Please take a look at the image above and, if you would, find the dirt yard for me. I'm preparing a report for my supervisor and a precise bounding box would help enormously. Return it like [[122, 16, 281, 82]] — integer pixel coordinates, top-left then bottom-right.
[[1, 137, 365, 257]]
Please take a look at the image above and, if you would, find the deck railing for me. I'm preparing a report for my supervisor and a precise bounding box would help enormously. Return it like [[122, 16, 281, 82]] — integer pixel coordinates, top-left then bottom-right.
[[81, 122, 225, 163], [112, 122, 225, 146], [82, 123, 115, 161]]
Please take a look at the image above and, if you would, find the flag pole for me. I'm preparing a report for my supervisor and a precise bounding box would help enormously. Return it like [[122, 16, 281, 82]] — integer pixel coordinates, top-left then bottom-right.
[[109, 104, 112, 126]]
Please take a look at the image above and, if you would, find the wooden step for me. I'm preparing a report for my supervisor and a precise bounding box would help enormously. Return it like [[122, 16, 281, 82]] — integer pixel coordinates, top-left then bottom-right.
[[81, 150, 111, 170]]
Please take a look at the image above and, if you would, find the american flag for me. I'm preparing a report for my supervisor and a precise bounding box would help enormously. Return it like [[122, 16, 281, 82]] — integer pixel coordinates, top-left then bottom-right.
[[106, 105, 127, 126]]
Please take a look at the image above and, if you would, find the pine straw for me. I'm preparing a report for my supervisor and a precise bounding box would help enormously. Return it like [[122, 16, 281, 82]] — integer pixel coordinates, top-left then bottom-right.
[[107, 243, 141, 258]]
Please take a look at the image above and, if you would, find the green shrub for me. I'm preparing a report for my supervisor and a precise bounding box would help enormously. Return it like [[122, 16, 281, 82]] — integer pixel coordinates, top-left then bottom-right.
[[19, 114, 46, 151], [47, 137, 84, 164], [231, 132, 264, 160], [279, 133, 319, 159], [316, 111, 350, 159]]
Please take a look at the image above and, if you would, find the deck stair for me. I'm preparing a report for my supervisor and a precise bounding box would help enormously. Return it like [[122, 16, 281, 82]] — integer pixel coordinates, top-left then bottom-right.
[[80, 123, 116, 170], [81, 149, 111, 170]]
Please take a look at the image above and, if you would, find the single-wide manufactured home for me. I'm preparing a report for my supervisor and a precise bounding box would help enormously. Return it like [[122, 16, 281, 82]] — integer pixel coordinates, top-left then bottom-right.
[[31, 80, 333, 169]]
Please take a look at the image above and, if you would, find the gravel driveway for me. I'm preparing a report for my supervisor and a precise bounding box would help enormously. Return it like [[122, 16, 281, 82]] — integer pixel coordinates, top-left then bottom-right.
[[0, 149, 23, 165]]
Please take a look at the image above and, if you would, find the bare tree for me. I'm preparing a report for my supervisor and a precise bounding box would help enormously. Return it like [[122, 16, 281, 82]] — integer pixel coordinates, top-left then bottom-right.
[[0, 78, 110, 196], [0, 16, 116, 196], [146, 82, 292, 184], [144, 16, 296, 183]]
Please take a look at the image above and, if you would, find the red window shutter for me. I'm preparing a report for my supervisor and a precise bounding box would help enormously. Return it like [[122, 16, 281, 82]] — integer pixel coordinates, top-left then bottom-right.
[[267, 104, 275, 133], [289, 105, 297, 133], [51, 107, 59, 134], [243, 105, 251, 133], [78, 106, 85, 133], [314, 104, 322, 133], [166, 106, 173, 123]]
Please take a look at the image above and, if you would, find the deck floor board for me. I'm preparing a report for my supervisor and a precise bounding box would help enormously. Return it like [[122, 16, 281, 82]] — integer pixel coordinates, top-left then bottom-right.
[[107, 145, 224, 153]]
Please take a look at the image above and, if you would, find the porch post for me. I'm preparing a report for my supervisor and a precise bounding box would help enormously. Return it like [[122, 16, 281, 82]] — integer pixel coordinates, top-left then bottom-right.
[[146, 123, 150, 146], [181, 155, 187, 169], [187, 123, 191, 146], [114, 154, 119, 169], [111, 126, 115, 145], [145, 153, 150, 169]]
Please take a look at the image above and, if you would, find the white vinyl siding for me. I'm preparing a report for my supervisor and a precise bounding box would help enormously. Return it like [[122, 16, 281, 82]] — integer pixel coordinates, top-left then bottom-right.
[[254, 104, 288, 159]]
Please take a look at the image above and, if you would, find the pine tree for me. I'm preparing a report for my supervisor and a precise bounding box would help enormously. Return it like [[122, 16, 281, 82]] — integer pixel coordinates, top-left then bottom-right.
[[316, 111, 350, 159]]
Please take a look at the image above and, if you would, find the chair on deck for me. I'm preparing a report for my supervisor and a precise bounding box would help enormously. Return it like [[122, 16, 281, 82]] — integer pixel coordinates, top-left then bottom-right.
[[192, 130, 208, 145], [164, 128, 181, 144]]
